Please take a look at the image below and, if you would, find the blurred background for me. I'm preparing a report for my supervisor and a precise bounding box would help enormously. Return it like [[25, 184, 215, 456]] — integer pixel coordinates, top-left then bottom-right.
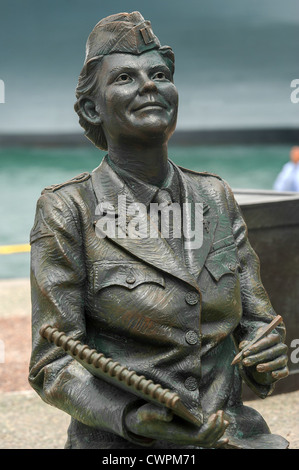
[[0, 0, 298, 278]]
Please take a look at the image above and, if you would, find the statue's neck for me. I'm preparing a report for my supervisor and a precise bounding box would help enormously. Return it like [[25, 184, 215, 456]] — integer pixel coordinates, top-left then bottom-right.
[[107, 141, 169, 187]]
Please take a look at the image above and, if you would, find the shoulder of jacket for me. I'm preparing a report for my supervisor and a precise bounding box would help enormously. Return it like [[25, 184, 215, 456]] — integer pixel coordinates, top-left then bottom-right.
[[178, 165, 224, 181], [41, 172, 91, 195]]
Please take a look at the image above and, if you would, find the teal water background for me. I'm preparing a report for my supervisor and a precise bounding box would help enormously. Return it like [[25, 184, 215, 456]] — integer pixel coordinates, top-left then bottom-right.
[[0, 144, 292, 279], [1, 1, 298, 133]]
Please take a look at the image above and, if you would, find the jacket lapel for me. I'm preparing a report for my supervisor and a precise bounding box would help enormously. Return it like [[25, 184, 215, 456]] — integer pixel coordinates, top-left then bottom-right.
[[176, 165, 218, 279], [91, 157, 200, 291]]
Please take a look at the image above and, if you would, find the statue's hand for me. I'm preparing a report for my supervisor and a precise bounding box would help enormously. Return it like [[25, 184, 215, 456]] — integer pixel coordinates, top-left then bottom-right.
[[125, 403, 229, 448], [239, 330, 289, 385]]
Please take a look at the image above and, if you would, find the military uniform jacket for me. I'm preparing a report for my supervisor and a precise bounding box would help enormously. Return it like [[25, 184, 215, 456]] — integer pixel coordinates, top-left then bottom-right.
[[29, 156, 286, 449]]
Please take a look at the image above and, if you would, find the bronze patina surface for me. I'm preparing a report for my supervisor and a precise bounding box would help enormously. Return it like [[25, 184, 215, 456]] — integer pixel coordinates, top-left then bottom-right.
[[29, 12, 289, 449]]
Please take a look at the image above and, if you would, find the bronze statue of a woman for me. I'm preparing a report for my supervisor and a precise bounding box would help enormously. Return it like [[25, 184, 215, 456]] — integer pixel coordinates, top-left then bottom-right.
[[29, 12, 289, 449]]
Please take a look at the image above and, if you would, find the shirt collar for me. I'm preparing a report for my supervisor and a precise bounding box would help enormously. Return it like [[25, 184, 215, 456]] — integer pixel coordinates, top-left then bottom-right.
[[107, 157, 181, 207]]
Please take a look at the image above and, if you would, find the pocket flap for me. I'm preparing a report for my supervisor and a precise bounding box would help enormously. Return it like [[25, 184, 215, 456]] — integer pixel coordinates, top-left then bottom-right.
[[205, 244, 241, 281], [93, 260, 165, 292]]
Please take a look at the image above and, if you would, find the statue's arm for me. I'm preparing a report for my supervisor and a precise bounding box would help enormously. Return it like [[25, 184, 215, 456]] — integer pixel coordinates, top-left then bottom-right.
[[29, 191, 142, 441], [222, 181, 287, 398]]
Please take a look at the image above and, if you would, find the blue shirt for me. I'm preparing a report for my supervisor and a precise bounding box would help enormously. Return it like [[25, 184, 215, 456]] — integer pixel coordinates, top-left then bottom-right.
[[273, 162, 299, 192]]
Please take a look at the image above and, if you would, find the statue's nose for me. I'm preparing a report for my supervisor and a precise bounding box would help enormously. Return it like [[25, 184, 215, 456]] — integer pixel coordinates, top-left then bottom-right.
[[139, 78, 158, 95]]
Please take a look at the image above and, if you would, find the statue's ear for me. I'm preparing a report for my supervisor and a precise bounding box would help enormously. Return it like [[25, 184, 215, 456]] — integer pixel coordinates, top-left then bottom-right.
[[78, 96, 102, 125]]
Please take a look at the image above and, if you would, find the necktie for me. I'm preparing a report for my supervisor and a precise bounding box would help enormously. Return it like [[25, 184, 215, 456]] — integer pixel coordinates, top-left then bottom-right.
[[153, 189, 182, 256]]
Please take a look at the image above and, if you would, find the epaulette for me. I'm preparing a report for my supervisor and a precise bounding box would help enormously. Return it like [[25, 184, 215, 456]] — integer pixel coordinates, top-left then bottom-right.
[[178, 165, 223, 181], [41, 172, 91, 194]]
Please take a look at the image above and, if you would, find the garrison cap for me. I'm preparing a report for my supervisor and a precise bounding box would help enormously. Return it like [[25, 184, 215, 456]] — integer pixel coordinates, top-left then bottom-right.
[[84, 11, 164, 65]]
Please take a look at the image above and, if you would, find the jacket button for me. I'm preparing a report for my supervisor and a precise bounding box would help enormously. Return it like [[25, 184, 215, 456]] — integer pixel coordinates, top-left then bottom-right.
[[126, 275, 136, 284], [185, 292, 199, 305], [184, 376, 198, 391], [185, 330, 198, 345]]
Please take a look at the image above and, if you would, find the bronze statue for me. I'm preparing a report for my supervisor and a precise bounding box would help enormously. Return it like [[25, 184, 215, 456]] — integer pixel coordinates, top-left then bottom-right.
[[29, 12, 289, 449]]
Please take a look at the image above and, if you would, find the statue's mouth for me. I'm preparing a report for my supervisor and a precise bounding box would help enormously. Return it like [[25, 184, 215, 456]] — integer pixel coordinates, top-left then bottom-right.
[[133, 101, 166, 111]]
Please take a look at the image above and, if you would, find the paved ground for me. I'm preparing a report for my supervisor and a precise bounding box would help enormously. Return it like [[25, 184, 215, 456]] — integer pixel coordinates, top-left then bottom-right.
[[0, 278, 298, 449]]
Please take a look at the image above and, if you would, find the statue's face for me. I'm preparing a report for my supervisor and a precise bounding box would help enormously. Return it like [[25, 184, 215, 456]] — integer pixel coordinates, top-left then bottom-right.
[[92, 50, 178, 145]]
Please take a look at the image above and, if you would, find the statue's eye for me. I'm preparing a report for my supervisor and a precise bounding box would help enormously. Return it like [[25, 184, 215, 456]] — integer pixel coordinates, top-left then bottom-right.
[[153, 72, 166, 80], [116, 73, 131, 83]]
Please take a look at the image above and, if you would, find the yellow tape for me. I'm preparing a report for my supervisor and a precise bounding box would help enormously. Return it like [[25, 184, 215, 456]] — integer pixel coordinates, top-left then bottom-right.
[[0, 244, 31, 255]]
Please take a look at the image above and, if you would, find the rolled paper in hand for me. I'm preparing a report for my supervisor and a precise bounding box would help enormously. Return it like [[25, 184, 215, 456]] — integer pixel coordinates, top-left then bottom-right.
[[231, 315, 283, 366]]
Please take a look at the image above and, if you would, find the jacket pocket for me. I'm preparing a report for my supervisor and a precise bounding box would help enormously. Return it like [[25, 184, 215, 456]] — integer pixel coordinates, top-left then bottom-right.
[[205, 242, 241, 282], [93, 260, 165, 293]]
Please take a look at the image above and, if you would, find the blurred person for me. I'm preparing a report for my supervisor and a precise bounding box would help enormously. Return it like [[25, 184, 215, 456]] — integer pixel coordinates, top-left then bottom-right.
[[273, 146, 299, 192]]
